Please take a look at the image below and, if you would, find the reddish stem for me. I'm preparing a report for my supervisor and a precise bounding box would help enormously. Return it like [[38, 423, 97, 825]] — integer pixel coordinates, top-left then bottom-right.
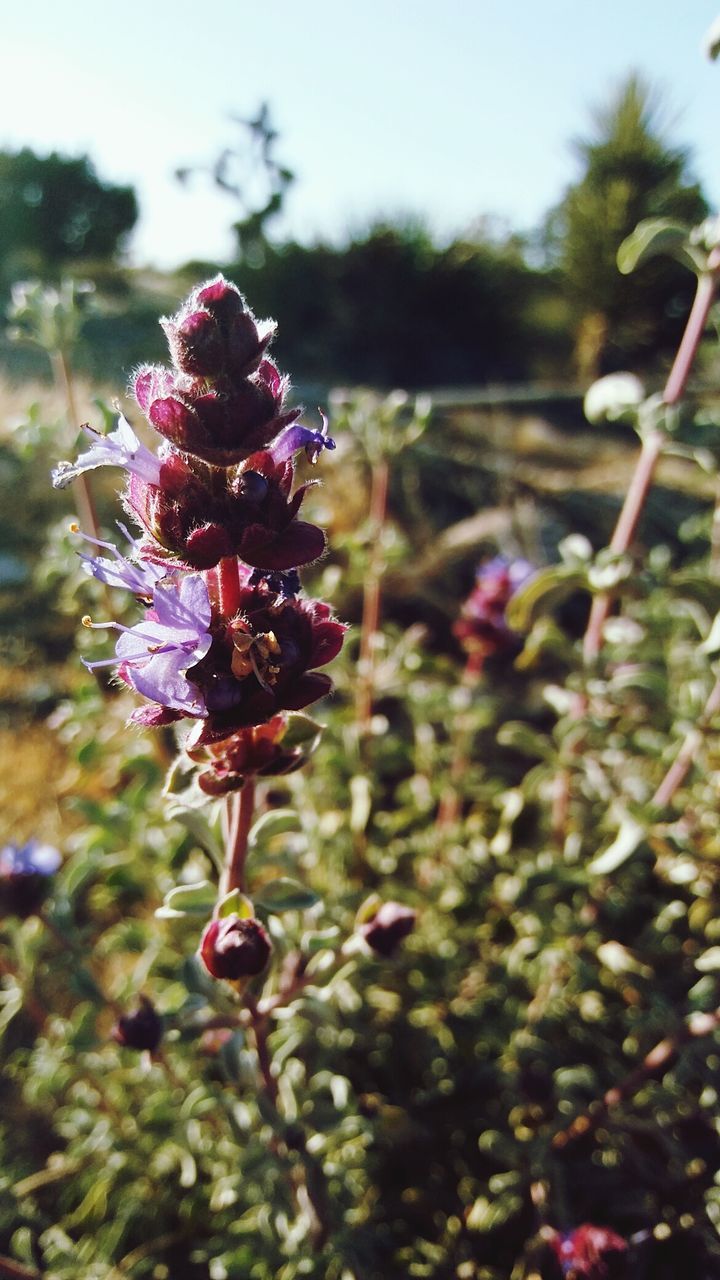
[[221, 779, 256, 896], [652, 672, 720, 810], [553, 1004, 720, 1150], [246, 995, 279, 1105], [582, 272, 717, 664], [0, 1256, 41, 1280], [217, 555, 242, 619]]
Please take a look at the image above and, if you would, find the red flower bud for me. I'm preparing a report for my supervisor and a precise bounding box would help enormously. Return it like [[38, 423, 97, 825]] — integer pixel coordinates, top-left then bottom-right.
[[199, 914, 272, 980], [168, 309, 224, 377], [112, 995, 163, 1052], [360, 902, 417, 957]]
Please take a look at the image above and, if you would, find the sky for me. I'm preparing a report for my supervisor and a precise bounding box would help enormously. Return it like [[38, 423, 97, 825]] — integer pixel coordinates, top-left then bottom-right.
[[0, 1, 719, 268]]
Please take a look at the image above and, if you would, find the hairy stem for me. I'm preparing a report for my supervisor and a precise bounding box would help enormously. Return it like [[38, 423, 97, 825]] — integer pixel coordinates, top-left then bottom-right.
[[217, 554, 242, 619], [221, 779, 256, 896]]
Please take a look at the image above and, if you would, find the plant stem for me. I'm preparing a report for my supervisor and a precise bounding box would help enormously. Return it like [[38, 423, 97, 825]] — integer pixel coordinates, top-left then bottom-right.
[[0, 1256, 41, 1280], [436, 675, 478, 829], [652, 672, 720, 810], [51, 348, 100, 544], [221, 779, 255, 896], [550, 272, 720, 844], [217, 555, 242, 618], [583, 271, 717, 664], [552, 1003, 720, 1151], [245, 994, 329, 1247], [356, 457, 389, 738]]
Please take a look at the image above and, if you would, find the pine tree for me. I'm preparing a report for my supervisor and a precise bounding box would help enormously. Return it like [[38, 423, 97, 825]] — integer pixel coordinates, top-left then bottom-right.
[[546, 74, 708, 379]]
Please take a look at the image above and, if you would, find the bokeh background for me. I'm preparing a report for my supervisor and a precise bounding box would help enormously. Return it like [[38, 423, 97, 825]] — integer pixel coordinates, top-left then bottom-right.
[[2, 6, 720, 1279]]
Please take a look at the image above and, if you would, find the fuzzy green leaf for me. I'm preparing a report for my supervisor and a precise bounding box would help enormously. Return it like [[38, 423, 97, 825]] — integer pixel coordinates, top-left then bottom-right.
[[254, 878, 320, 912], [617, 218, 704, 276], [156, 880, 217, 919], [505, 566, 585, 632]]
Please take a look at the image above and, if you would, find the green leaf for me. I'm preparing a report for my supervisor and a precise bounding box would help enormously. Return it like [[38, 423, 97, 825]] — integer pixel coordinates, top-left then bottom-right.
[[248, 809, 302, 848], [701, 610, 720, 655], [166, 806, 224, 873], [216, 888, 254, 919], [282, 712, 324, 751], [589, 812, 647, 875], [355, 893, 382, 926], [301, 925, 341, 953], [156, 880, 217, 919], [254, 878, 320, 912], [496, 721, 551, 760], [505, 566, 585, 632], [466, 1192, 523, 1232], [695, 947, 720, 972], [350, 775, 372, 833], [617, 218, 704, 276]]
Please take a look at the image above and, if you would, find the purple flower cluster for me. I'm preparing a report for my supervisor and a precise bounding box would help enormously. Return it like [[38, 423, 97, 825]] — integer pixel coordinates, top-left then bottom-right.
[[56, 276, 345, 748], [453, 556, 535, 676]]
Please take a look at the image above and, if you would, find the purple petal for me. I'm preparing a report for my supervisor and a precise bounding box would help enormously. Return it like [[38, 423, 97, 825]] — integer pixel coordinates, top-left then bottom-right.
[[52, 416, 162, 490], [0, 840, 61, 877], [270, 421, 336, 465]]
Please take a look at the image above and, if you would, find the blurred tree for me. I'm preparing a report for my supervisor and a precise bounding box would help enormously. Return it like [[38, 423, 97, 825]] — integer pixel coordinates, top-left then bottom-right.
[[0, 148, 138, 282], [224, 220, 570, 387], [545, 74, 708, 378], [177, 103, 294, 267]]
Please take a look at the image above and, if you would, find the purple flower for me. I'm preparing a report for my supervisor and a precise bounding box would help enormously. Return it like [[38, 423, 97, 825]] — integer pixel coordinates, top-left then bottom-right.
[[270, 412, 336, 465], [0, 840, 61, 877], [84, 574, 213, 716], [454, 555, 536, 675], [0, 840, 61, 917], [75, 524, 165, 598], [52, 416, 162, 490]]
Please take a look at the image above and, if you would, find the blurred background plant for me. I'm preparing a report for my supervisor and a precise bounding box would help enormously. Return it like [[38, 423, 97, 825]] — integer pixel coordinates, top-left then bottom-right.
[[2, 10, 720, 1280]]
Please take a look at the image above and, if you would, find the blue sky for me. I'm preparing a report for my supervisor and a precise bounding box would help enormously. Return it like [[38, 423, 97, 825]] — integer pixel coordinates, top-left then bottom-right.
[[1, 1, 719, 267]]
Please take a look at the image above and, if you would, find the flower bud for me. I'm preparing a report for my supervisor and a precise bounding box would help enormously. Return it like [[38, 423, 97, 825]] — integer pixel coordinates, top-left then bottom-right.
[[112, 995, 163, 1052], [167, 309, 224, 377], [199, 914, 272, 980], [191, 716, 308, 795], [360, 901, 416, 957]]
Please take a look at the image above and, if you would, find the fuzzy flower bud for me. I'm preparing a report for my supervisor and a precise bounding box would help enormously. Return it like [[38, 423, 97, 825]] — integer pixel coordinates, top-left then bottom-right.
[[360, 901, 417, 957], [112, 995, 163, 1052], [199, 914, 272, 980]]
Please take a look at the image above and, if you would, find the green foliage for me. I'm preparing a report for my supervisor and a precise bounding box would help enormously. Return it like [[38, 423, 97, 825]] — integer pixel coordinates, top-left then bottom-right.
[[0, 148, 138, 281], [545, 74, 708, 376]]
